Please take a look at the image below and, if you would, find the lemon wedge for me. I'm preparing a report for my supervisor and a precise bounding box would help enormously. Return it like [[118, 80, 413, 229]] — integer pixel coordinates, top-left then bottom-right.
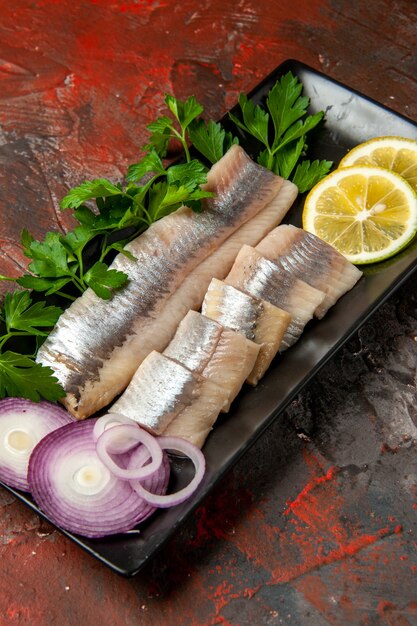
[[339, 136, 417, 193], [302, 165, 417, 264]]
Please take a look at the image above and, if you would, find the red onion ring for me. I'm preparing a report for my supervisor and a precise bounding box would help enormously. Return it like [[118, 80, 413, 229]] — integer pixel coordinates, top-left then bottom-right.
[[95, 424, 163, 480], [127, 445, 170, 524], [92, 413, 137, 443], [0, 398, 74, 491], [28, 419, 170, 538], [129, 436, 206, 508]]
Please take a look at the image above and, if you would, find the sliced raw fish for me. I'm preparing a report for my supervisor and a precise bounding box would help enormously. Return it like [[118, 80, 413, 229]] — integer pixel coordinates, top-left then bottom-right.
[[202, 278, 291, 384], [116, 178, 298, 365], [256, 225, 362, 318], [37, 145, 284, 419], [50, 176, 297, 420], [225, 246, 326, 349], [110, 351, 229, 448], [163, 310, 259, 411]]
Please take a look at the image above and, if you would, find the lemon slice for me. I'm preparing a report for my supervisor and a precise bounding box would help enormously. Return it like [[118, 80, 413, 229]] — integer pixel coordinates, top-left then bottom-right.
[[302, 165, 417, 264], [339, 136, 417, 193]]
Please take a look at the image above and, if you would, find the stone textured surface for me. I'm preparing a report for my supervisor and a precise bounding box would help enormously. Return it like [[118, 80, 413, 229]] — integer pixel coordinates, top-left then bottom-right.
[[0, 0, 416, 624]]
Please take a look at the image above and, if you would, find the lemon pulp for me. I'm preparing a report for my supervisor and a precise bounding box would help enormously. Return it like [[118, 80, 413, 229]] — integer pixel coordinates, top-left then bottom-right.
[[339, 136, 417, 193], [302, 165, 417, 264]]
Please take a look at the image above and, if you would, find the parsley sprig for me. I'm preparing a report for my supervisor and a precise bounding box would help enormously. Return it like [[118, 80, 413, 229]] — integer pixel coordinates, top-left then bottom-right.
[[0, 291, 64, 401], [16, 228, 129, 301], [228, 72, 332, 192]]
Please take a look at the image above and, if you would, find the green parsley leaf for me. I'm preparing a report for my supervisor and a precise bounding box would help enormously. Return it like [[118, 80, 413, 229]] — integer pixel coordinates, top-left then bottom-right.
[[167, 159, 209, 190], [146, 96, 205, 161], [84, 262, 128, 300], [165, 95, 203, 131], [259, 137, 305, 178], [21, 229, 35, 257], [229, 71, 332, 192], [278, 112, 324, 151], [3, 291, 62, 335], [292, 159, 333, 193], [27, 232, 71, 278], [62, 225, 95, 256], [145, 116, 174, 157], [126, 149, 166, 182], [116, 206, 147, 230], [147, 178, 213, 221], [108, 242, 137, 261], [147, 116, 174, 134], [0, 351, 65, 401], [188, 119, 239, 164], [16, 275, 73, 296], [267, 72, 309, 145], [60, 179, 123, 210], [73, 206, 97, 227], [230, 94, 269, 146], [276, 138, 306, 179]]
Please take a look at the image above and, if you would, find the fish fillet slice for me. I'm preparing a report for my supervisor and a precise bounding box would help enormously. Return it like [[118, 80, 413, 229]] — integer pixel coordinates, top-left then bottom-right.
[[225, 245, 326, 349], [53, 177, 298, 419], [256, 225, 362, 318], [110, 351, 229, 447], [163, 310, 260, 411], [37, 145, 284, 419], [202, 278, 291, 384]]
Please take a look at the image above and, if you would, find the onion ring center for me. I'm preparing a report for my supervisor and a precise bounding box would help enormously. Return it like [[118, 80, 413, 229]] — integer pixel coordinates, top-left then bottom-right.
[[4, 429, 34, 455], [72, 463, 111, 495]]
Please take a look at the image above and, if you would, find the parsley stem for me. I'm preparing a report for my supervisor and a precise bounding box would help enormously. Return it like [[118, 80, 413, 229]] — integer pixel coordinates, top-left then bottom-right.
[[55, 291, 77, 302], [182, 135, 191, 163], [171, 128, 191, 163], [99, 234, 109, 263], [137, 172, 163, 200], [70, 274, 86, 292], [141, 206, 154, 226], [0, 331, 37, 351], [76, 250, 84, 282], [266, 149, 274, 170]]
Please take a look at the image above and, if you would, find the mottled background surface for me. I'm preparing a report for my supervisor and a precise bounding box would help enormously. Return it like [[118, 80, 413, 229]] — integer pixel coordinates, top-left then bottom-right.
[[0, 0, 416, 624]]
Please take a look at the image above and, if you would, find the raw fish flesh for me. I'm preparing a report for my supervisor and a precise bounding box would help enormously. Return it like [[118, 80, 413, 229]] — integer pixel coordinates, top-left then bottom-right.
[[37, 145, 284, 419], [202, 278, 291, 384], [225, 245, 326, 349], [256, 225, 362, 318], [163, 310, 260, 410], [120, 178, 298, 369], [110, 351, 229, 448]]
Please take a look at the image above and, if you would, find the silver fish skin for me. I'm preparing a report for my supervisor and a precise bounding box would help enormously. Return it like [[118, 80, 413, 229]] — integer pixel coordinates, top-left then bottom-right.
[[225, 245, 326, 350], [201, 278, 291, 384], [163, 310, 259, 411], [256, 225, 362, 318], [37, 145, 283, 419], [125, 177, 297, 355], [110, 351, 229, 447]]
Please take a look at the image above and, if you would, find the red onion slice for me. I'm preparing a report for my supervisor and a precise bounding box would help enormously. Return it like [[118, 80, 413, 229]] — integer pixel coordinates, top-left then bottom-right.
[[28, 419, 170, 538], [92, 413, 137, 443], [0, 398, 74, 491], [127, 445, 170, 524], [96, 424, 163, 480], [130, 436, 206, 508]]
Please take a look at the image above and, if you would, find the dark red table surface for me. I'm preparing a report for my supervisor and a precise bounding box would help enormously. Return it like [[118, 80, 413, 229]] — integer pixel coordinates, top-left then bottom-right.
[[1, 1, 416, 624]]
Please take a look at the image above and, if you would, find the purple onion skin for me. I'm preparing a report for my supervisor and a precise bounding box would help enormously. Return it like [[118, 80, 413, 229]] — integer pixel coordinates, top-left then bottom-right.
[[0, 398, 74, 492], [28, 419, 170, 538]]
